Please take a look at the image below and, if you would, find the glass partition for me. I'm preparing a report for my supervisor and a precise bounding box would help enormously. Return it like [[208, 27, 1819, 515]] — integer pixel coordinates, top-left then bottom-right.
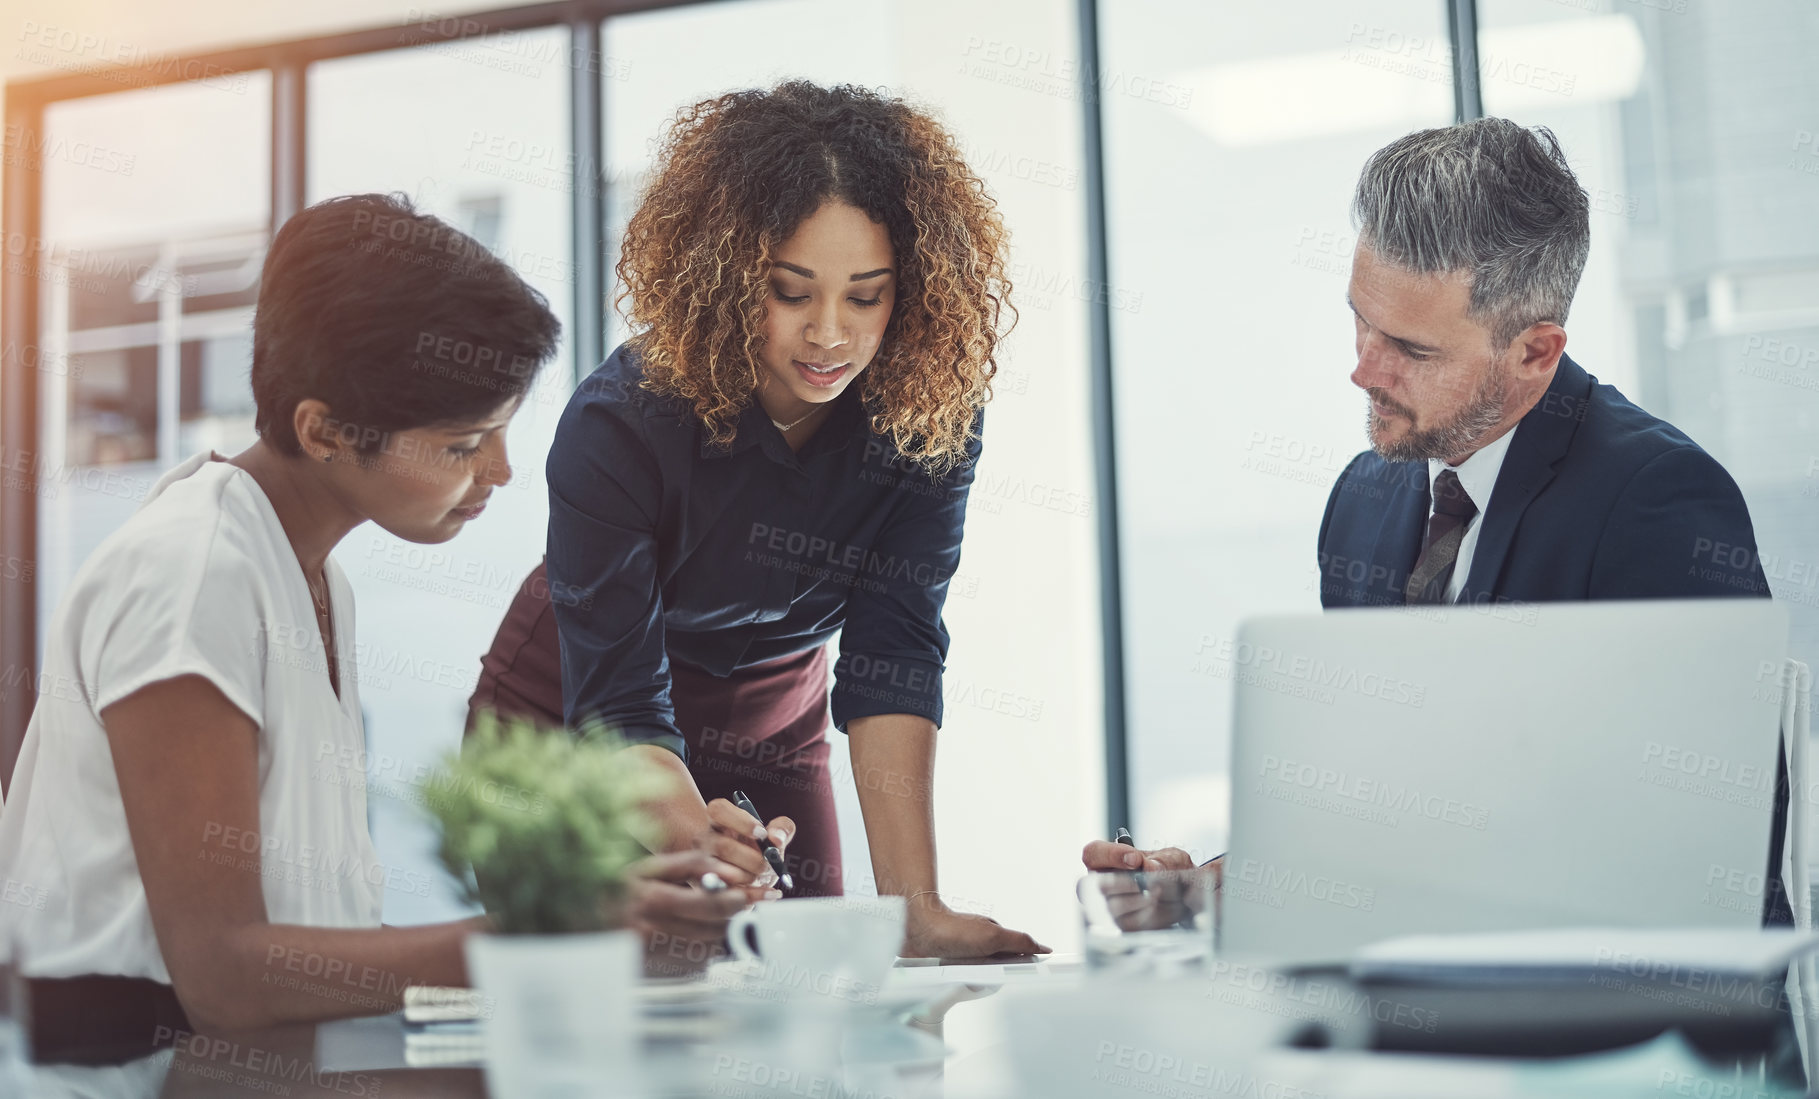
[[1100, 0, 1454, 858], [309, 29, 575, 924]]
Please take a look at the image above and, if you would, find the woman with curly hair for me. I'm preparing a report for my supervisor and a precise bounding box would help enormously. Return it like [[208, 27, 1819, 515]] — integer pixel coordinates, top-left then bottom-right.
[[468, 80, 1047, 959]]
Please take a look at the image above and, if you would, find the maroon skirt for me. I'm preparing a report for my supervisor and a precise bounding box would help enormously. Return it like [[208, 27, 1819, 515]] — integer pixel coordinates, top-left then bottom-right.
[[467, 561, 843, 897]]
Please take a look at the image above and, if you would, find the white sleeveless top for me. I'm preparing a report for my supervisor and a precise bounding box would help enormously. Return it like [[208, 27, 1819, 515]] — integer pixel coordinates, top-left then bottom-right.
[[0, 452, 384, 981]]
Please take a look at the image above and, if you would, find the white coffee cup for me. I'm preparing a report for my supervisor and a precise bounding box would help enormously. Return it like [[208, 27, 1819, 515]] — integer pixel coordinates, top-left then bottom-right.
[[726, 896, 906, 1004]]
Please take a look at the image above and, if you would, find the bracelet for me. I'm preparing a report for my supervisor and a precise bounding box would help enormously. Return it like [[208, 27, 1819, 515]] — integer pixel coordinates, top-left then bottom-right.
[[906, 890, 941, 904]]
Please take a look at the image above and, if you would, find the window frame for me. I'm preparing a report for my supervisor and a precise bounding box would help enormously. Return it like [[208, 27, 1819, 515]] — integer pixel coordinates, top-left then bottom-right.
[[0, 0, 695, 790]]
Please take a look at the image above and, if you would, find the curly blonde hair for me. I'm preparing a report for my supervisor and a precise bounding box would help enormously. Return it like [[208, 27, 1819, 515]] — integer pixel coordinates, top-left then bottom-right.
[[615, 80, 1014, 475]]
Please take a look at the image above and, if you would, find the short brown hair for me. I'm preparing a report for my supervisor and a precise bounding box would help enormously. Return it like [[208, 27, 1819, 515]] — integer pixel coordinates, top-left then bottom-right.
[[253, 193, 560, 455]]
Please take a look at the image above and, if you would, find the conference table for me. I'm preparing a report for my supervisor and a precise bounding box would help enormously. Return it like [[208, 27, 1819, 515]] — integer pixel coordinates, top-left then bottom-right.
[[14, 955, 1806, 1098]]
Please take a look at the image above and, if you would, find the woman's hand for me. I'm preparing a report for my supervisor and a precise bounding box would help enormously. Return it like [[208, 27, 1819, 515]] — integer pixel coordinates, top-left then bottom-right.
[[843, 717, 1046, 959], [900, 893, 1050, 959], [626, 850, 762, 978], [701, 797, 795, 895]]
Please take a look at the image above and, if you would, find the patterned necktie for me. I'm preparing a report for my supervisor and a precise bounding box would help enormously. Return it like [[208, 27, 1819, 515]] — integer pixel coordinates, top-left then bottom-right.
[[1405, 469, 1478, 605]]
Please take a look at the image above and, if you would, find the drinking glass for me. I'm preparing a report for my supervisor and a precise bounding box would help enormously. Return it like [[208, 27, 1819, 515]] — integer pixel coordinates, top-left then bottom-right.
[[1077, 868, 1216, 976]]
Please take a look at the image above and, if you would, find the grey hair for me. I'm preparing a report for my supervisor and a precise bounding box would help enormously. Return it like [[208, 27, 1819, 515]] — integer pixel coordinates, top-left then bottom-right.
[[1352, 118, 1590, 351]]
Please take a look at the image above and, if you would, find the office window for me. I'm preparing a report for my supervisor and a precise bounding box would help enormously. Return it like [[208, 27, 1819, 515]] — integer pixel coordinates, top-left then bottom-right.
[[1099, 1, 1454, 857], [35, 74, 272, 654], [603, 0, 1102, 947], [1475, 0, 1819, 892], [309, 30, 575, 925]]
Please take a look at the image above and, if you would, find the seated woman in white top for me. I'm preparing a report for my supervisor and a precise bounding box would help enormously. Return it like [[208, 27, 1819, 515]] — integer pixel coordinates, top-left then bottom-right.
[[0, 193, 776, 1033]]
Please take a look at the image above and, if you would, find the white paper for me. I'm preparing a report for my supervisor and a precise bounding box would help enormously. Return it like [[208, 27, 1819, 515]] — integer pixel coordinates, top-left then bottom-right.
[[1350, 927, 1819, 983]]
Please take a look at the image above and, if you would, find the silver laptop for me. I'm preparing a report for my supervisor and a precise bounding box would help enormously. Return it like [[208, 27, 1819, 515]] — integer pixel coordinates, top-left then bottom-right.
[[1221, 599, 1790, 965]]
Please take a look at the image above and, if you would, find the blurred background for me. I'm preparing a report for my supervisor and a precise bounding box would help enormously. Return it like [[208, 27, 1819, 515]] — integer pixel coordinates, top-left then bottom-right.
[[2, 0, 1816, 951]]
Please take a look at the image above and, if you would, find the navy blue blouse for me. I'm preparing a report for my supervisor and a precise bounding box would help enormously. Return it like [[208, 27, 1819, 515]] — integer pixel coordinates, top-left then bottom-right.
[[545, 343, 980, 760]]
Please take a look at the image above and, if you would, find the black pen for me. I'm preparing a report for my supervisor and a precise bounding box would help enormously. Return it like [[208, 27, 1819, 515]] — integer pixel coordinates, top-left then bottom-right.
[[1115, 827, 1149, 894], [733, 789, 794, 893]]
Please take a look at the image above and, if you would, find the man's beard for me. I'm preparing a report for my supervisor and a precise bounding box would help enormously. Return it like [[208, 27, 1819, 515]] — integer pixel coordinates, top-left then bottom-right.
[[1366, 363, 1508, 463]]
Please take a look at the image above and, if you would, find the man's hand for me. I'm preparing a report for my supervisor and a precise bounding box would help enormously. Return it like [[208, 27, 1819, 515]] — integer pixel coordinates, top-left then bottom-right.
[[1081, 841, 1196, 873], [626, 850, 756, 977], [901, 894, 1050, 959], [1081, 845, 1221, 932]]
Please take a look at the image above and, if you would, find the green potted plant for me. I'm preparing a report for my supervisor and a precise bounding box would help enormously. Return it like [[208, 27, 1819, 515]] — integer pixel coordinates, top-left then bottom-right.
[[422, 711, 673, 1095]]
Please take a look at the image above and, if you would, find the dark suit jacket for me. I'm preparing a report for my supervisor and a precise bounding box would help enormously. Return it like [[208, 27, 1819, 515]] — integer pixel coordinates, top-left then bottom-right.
[[1318, 355, 1769, 607], [1316, 354, 1787, 924]]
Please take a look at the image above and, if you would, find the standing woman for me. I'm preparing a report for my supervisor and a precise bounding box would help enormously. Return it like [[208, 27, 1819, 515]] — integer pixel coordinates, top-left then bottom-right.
[[470, 81, 1046, 957]]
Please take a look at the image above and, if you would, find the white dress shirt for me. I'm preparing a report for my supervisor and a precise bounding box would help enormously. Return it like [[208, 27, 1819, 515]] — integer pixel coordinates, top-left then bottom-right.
[[1427, 426, 1517, 602], [0, 452, 384, 980]]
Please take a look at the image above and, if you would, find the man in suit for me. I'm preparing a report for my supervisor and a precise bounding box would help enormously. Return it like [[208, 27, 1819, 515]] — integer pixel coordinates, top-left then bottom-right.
[[1318, 119, 1766, 610], [1320, 118, 1785, 930], [1091, 118, 1787, 928]]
